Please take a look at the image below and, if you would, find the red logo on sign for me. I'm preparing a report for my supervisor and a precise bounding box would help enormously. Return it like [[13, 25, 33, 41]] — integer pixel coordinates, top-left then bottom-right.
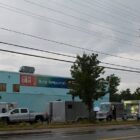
[[20, 74, 37, 86]]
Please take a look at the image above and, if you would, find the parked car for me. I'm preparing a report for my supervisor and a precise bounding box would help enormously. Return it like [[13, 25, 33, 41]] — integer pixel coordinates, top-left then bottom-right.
[[0, 108, 49, 124]]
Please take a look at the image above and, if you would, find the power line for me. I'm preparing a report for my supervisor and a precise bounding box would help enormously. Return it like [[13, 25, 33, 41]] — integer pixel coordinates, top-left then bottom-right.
[[103, 66, 140, 74], [0, 4, 99, 36], [0, 48, 73, 63], [1, 27, 140, 62], [24, 0, 138, 38], [49, 0, 139, 34], [0, 3, 140, 50], [0, 48, 140, 74], [23, 0, 140, 50], [0, 41, 75, 58], [1, 41, 140, 71], [100, 62, 140, 71], [44, 0, 140, 49], [70, 0, 140, 27], [1, 2, 140, 51], [111, 0, 140, 17], [85, 0, 140, 23]]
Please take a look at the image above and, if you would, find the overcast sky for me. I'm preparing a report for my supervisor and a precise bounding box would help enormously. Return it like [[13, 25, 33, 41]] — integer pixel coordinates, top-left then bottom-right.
[[0, 0, 140, 92]]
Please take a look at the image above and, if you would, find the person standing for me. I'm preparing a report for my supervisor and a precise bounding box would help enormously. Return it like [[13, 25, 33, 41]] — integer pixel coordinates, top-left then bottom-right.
[[112, 105, 116, 120]]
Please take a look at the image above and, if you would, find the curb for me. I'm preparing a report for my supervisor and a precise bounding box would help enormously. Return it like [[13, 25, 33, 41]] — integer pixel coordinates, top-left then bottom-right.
[[0, 123, 140, 137], [0, 129, 52, 137]]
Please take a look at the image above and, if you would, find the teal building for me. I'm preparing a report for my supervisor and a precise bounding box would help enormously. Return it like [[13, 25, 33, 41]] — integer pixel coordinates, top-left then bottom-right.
[[0, 70, 109, 112]]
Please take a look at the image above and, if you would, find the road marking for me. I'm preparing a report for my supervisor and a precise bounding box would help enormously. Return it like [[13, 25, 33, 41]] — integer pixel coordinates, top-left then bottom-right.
[[100, 134, 140, 140]]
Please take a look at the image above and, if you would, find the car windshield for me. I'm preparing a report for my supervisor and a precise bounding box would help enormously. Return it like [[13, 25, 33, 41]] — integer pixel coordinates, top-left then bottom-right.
[[100, 104, 110, 112]]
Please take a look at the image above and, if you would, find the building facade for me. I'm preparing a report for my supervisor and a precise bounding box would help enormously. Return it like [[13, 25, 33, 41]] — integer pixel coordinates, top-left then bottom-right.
[[0, 70, 109, 112]]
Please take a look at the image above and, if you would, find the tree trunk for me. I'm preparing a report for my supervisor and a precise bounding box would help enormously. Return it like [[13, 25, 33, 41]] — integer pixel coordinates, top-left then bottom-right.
[[87, 101, 94, 120]]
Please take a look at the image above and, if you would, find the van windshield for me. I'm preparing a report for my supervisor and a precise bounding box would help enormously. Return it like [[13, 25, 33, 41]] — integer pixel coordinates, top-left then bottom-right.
[[100, 104, 110, 112]]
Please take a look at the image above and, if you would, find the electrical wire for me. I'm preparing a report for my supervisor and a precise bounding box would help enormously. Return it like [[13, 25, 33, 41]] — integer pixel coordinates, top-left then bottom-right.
[[85, 0, 140, 22], [0, 48, 73, 63], [0, 41, 75, 58], [47, 0, 139, 34], [0, 4, 99, 36], [0, 48, 140, 74], [110, 0, 140, 17], [24, 0, 138, 37], [1, 27, 140, 62], [0, 2, 140, 51], [70, 0, 140, 26], [0, 3, 140, 50], [1, 41, 140, 71]]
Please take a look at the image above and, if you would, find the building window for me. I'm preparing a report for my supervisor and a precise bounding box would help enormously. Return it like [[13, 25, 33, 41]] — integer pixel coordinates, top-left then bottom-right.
[[0, 83, 6, 92], [13, 84, 20, 92]]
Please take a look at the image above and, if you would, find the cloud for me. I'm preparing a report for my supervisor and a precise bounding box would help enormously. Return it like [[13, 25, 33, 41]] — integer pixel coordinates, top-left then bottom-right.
[[0, 0, 139, 92]]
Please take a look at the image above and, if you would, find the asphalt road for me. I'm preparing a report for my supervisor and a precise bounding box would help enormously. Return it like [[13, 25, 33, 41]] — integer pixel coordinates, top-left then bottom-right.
[[1, 125, 140, 140]]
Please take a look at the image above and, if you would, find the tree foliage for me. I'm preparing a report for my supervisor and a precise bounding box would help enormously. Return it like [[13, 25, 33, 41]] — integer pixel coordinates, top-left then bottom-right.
[[106, 74, 120, 102], [120, 88, 132, 100], [106, 87, 140, 101], [131, 87, 140, 100], [69, 53, 106, 111]]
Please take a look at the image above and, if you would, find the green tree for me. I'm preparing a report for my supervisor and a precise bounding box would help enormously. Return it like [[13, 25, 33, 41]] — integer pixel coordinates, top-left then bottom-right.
[[133, 87, 140, 100], [106, 74, 120, 102], [69, 53, 106, 112], [120, 88, 132, 100]]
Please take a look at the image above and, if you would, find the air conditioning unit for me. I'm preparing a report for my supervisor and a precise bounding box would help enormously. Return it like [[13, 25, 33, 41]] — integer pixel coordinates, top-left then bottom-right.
[[19, 66, 35, 74]]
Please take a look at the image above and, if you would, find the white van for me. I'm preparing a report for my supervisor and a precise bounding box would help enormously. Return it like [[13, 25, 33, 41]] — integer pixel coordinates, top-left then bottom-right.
[[96, 102, 124, 121]]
